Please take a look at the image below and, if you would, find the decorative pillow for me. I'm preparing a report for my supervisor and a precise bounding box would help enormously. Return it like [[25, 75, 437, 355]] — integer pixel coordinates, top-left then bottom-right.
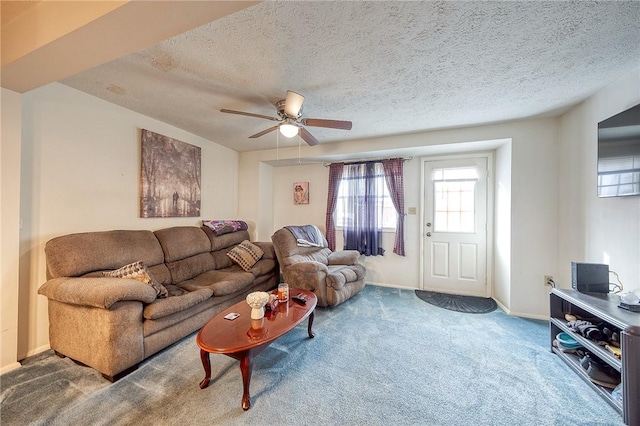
[[227, 240, 264, 272], [103, 260, 168, 298], [202, 220, 248, 236]]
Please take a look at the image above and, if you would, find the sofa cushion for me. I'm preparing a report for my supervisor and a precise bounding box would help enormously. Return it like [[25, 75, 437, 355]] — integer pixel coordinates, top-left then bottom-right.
[[154, 226, 211, 263], [45, 230, 164, 279], [227, 240, 264, 271], [210, 250, 235, 270], [103, 261, 168, 298], [202, 227, 250, 251], [249, 258, 278, 277], [143, 288, 213, 320], [165, 252, 215, 284], [177, 267, 255, 296]]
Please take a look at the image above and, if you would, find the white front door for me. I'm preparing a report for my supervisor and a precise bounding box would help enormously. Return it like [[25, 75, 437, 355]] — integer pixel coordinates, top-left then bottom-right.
[[423, 157, 488, 297]]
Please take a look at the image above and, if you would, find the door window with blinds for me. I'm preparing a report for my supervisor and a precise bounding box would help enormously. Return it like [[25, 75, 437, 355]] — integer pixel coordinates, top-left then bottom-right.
[[432, 167, 478, 233]]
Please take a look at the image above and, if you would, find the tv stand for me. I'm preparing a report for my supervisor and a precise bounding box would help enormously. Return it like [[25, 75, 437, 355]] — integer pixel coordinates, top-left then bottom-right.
[[550, 288, 640, 425]]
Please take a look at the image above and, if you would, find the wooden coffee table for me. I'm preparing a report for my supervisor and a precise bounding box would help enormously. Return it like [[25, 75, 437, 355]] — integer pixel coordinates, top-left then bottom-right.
[[196, 288, 317, 410]]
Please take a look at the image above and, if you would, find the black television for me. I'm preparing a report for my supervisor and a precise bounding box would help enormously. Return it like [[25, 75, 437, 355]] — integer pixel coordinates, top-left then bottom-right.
[[597, 103, 640, 198]]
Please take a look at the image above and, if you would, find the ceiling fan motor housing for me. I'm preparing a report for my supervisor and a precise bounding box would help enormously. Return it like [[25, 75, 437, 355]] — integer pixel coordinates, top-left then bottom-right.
[[276, 99, 302, 119]]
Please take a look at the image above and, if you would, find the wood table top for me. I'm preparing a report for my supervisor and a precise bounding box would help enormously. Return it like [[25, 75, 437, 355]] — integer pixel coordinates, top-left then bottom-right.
[[196, 288, 317, 354]]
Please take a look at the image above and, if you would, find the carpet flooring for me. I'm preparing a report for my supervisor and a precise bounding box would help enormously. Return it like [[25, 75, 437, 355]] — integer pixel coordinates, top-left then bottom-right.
[[0, 285, 624, 425]]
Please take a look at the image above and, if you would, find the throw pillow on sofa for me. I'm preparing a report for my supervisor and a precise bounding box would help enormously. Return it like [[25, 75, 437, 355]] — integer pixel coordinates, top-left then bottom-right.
[[103, 260, 168, 298], [227, 240, 264, 271]]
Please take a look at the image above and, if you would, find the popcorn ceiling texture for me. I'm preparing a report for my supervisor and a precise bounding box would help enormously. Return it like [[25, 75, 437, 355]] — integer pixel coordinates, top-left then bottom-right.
[[62, 1, 640, 151]]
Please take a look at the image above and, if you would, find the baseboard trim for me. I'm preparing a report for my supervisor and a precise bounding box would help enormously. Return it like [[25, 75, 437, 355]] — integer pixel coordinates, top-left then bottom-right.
[[0, 361, 21, 375], [494, 298, 548, 320], [25, 344, 51, 359], [367, 281, 416, 290]]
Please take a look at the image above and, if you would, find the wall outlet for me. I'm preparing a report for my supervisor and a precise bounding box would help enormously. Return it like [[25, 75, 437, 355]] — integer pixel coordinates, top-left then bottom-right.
[[544, 275, 553, 286]]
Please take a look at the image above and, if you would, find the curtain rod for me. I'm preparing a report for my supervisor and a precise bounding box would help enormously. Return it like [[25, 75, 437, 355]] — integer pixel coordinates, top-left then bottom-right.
[[323, 156, 412, 167]]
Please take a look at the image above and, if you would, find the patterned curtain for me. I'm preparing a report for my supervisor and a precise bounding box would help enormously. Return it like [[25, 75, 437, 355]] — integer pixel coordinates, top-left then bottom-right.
[[325, 162, 344, 251], [382, 158, 405, 256], [342, 162, 385, 256]]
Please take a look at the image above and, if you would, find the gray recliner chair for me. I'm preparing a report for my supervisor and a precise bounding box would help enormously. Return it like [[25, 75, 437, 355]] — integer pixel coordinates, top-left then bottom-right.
[[271, 226, 366, 307]]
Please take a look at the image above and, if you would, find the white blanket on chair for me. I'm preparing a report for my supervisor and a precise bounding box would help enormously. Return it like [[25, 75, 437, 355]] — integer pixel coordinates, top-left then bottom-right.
[[285, 225, 326, 247]]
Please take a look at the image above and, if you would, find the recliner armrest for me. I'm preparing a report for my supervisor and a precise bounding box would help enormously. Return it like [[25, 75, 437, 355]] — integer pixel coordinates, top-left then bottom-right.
[[285, 261, 328, 274], [38, 277, 157, 309], [328, 250, 360, 266]]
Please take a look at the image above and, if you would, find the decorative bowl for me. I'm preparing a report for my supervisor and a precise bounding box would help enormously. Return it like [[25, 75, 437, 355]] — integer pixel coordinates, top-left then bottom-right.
[[246, 291, 270, 319]]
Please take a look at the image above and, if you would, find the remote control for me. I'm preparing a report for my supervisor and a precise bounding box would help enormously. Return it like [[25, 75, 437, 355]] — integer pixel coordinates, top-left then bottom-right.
[[292, 294, 307, 304]]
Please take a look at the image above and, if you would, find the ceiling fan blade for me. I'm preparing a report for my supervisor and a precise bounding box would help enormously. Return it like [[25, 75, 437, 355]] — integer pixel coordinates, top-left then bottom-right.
[[299, 127, 319, 146], [284, 91, 305, 117], [220, 109, 278, 121], [249, 125, 279, 139], [301, 118, 352, 130]]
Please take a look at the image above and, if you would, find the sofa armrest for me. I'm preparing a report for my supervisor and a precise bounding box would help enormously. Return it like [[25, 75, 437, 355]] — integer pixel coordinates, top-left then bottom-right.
[[253, 241, 276, 259], [328, 250, 360, 266], [38, 277, 157, 309]]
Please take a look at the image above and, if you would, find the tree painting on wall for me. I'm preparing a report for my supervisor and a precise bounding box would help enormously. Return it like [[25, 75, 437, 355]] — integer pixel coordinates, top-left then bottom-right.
[[140, 129, 201, 218]]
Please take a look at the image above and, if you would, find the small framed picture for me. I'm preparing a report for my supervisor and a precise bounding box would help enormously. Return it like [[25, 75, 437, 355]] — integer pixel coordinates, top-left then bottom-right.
[[293, 182, 309, 205]]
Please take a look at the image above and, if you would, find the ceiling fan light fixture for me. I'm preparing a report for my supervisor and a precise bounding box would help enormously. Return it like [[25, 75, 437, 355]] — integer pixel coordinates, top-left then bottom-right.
[[279, 122, 299, 138]]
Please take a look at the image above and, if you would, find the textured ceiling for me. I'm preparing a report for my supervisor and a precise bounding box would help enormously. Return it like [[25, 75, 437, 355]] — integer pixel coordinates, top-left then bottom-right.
[[62, 1, 640, 152]]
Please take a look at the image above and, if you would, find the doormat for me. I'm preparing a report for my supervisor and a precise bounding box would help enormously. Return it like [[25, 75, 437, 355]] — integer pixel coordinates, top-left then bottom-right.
[[415, 290, 497, 314]]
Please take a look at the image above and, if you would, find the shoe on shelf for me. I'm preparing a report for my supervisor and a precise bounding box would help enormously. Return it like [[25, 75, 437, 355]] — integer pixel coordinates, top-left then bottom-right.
[[580, 353, 592, 370], [586, 362, 621, 389]]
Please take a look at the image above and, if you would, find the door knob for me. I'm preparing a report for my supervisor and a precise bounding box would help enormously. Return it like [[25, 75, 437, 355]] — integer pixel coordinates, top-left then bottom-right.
[[426, 222, 432, 227], [426, 232, 432, 237]]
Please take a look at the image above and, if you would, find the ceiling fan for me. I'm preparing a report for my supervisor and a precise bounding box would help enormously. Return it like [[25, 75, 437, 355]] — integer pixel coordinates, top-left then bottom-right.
[[220, 91, 352, 146]]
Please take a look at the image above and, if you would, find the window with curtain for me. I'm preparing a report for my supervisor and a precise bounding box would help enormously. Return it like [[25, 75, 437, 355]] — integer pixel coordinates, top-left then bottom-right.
[[325, 158, 405, 256]]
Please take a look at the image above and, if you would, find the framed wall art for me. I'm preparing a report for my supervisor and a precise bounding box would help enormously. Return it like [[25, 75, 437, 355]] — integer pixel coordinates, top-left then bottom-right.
[[140, 129, 201, 218], [293, 182, 309, 205]]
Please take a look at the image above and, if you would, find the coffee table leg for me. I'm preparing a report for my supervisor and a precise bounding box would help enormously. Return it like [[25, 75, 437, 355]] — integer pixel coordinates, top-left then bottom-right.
[[199, 349, 211, 389], [240, 351, 253, 410], [308, 310, 315, 338]]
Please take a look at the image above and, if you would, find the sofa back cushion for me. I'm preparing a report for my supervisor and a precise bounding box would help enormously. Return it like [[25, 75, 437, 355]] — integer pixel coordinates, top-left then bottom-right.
[[202, 227, 252, 270], [201, 227, 250, 252], [154, 226, 211, 262], [154, 226, 213, 284], [45, 230, 165, 279]]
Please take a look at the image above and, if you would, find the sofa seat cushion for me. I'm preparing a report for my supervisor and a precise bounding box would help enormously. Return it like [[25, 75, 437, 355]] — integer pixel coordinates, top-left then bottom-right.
[[326, 264, 366, 290], [143, 288, 213, 320], [177, 266, 255, 296]]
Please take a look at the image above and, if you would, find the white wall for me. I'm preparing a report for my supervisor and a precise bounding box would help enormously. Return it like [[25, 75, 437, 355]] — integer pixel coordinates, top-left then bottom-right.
[[240, 117, 560, 318], [15, 83, 240, 360], [493, 142, 512, 308], [1, 88, 23, 373], [272, 164, 328, 231], [557, 68, 640, 293]]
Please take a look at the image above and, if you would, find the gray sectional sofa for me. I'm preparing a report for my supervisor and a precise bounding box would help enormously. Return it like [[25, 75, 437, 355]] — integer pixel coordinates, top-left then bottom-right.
[[38, 225, 279, 381]]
